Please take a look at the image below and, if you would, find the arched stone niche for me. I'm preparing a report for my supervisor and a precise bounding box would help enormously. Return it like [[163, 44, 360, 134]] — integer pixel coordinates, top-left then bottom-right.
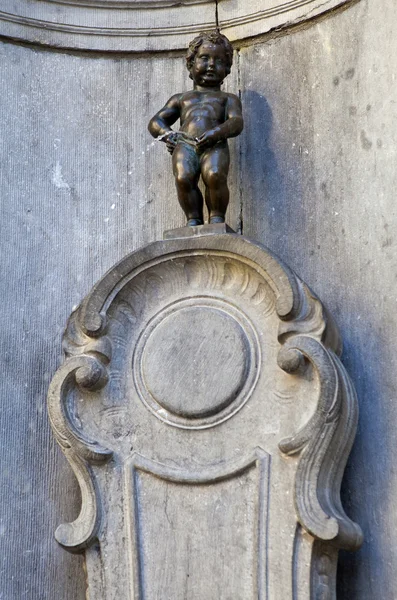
[[0, 0, 352, 52]]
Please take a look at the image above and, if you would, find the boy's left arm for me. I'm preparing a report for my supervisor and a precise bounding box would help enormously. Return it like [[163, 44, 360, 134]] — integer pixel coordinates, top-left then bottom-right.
[[224, 94, 244, 138], [196, 94, 243, 151]]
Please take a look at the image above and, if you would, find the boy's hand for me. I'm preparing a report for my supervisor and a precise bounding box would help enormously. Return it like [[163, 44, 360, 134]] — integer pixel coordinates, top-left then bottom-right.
[[196, 129, 223, 152], [164, 132, 178, 155]]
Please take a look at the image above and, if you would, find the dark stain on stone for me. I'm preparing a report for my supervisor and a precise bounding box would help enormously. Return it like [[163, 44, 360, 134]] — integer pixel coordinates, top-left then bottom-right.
[[320, 182, 330, 201], [382, 238, 392, 248], [366, 104, 372, 111], [349, 106, 357, 116], [345, 68, 355, 79], [377, 139, 383, 148], [333, 76, 340, 86], [360, 130, 373, 150]]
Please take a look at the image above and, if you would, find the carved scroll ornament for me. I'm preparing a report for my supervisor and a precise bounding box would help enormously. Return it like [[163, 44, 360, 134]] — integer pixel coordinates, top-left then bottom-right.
[[48, 228, 362, 599]]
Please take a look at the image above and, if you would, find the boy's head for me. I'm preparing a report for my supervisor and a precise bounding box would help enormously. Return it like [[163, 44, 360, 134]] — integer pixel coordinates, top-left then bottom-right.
[[186, 31, 233, 84]]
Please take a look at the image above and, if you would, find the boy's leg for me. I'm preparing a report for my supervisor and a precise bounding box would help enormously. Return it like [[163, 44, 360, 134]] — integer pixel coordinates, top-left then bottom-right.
[[172, 143, 203, 225], [201, 143, 230, 223]]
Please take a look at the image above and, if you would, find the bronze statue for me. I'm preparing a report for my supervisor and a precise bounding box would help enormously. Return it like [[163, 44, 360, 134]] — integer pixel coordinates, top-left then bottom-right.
[[148, 31, 244, 226]]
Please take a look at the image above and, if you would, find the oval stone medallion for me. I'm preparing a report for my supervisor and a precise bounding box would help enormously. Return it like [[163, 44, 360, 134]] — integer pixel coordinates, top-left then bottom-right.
[[133, 297, 260, 428], [142, 305, 249, 418]]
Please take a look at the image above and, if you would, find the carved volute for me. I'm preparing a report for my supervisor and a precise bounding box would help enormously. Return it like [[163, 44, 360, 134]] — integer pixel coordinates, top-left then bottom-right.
[[48, 226, 362, 599]]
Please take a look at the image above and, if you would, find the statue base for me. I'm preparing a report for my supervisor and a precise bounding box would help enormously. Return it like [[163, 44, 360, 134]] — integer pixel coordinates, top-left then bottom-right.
[[48, 227, 362, 599], [164, 222, 236, 239]]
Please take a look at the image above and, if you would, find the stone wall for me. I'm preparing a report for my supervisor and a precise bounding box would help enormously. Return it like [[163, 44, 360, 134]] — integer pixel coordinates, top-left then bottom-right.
[[0, 0, 396, 596]]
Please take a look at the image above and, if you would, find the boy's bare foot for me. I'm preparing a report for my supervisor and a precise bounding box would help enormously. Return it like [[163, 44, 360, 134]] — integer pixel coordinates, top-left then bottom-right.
[[187, 218, 204, 226], [209, 215, 225, 224]]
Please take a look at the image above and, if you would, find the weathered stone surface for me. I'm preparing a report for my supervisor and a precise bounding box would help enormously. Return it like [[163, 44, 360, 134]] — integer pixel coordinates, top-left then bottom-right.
[[0, 0, 354, 52], [48, 227, 362, 598], [218, 0, 353, 42], [0, 0, 216, 52], [235, 2, 397, 596], [1, 0, 397, 597], [0, 44, 194, 600]]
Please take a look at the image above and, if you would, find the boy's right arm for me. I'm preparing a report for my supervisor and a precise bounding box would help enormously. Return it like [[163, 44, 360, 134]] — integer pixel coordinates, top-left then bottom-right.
[[148, 94, 180, 140]]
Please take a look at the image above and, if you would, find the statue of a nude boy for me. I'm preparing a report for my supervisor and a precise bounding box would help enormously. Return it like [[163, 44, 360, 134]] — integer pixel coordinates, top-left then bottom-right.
[[148, 31, 244, 226]]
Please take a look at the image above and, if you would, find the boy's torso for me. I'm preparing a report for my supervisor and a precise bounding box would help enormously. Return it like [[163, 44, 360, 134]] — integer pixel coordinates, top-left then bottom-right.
[[179, 90, 232, 138]]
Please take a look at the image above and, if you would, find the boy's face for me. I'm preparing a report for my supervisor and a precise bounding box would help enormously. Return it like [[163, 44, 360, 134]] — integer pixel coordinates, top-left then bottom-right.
[[190, 42, 228, 87]]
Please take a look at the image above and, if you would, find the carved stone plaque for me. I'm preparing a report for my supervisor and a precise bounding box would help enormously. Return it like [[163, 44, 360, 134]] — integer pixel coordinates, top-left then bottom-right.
[[48, 227, 362, 599]]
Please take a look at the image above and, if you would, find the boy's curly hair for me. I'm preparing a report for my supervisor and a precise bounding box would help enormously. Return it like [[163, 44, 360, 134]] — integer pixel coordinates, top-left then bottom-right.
[[186, 31, 233, 77]]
